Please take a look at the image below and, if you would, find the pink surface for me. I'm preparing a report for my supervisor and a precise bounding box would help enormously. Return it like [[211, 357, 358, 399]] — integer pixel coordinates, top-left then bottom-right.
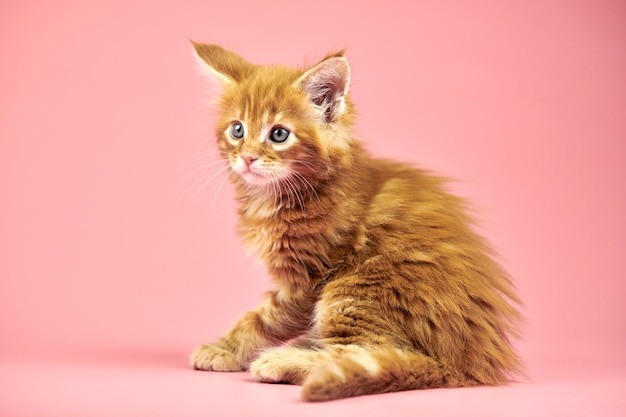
[[1, 0, 625, 415]]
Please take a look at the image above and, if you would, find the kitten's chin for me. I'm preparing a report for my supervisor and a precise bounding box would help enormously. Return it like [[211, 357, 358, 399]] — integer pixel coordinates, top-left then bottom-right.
[[237, 170, 273, 187]]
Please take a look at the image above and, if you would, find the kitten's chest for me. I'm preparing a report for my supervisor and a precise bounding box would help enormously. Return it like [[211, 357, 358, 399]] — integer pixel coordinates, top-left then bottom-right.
[[238, 217, 288, 258], [238, 199, 300, 256], [236, 194, 357, 276]]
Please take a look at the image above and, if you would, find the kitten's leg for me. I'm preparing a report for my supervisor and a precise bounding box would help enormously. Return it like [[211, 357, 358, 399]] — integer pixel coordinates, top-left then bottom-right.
[[250, 341, 359, 385], [296, 278, 474, 401], [191, 288, 313, 371]]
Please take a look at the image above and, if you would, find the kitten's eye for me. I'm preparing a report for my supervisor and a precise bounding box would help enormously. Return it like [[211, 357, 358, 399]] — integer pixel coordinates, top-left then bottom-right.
[[231, 122, 245, 139], [269, 127, 290, 143]]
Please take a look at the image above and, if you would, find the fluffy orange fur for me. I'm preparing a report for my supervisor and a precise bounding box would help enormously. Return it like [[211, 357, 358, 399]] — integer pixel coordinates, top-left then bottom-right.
[[190, 43, 523, 401]]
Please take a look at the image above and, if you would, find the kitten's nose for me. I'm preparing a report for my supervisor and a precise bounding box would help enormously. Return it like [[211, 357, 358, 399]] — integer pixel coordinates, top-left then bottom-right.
[[241, 154, 259, 167]]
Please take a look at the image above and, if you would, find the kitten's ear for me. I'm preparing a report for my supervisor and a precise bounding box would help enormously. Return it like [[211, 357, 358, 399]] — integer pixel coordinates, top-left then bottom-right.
[[295, 51, 350, 123], [191, 42, 253, 87]]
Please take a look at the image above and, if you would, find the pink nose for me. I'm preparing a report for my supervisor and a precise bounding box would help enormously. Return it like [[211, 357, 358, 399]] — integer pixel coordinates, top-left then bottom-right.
[[241, 154, 259, 167]]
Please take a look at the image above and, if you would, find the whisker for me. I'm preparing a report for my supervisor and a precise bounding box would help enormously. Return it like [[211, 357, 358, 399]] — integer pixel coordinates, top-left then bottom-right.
[[268, 171, 281, 213], [183, 158, 230, 181], [183, 151, 228, 171], [282, 167, 323, 214], [278, 176, 295, 213], [196, 165, 231, 192], [189, 149, 226, 159], [290, 170, 322, 206], [210, 169, 231, 215], [283, 175, 307, 225], [283, 159, 318, 170], [178, 164, 231, 205], [279, 176, 293, 214], [286, 159, 349, 180]]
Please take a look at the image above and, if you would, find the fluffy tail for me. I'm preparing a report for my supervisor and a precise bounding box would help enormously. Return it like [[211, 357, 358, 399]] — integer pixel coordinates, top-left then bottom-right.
[[301, 348, 477, 402]]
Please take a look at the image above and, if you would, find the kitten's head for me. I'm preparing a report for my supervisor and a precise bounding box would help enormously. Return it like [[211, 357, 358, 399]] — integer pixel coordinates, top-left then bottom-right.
[[193, 43, 355, 193]]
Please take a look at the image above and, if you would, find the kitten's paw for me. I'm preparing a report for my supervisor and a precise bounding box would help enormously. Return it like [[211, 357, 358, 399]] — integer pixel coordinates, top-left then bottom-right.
[[190, 344, 244, 371], [250, 346, 318, 385]]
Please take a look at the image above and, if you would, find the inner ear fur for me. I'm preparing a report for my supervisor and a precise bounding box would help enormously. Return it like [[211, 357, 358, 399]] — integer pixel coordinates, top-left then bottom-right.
[[296, 52, 351, 123]]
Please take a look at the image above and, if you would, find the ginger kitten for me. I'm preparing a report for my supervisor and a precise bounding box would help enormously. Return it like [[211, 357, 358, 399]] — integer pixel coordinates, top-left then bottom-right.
[[189, 43, 523, 401]]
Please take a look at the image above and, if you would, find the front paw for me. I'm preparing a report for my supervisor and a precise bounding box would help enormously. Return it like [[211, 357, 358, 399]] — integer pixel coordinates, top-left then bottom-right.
[[190, 344, 244, 371], [250, 346, 318, 385]]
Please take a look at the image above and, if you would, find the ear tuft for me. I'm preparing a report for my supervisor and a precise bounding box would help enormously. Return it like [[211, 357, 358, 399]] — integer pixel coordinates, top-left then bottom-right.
[[296, 55, 350, 123], [191, 42, 253, 87]]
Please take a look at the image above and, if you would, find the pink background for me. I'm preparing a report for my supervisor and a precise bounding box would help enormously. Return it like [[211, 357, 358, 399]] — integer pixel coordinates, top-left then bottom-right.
[[1, 0, 625, 415]]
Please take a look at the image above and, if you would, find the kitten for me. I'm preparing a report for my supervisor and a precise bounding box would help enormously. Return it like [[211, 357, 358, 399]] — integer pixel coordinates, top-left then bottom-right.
[[189, 43, 523, 402]]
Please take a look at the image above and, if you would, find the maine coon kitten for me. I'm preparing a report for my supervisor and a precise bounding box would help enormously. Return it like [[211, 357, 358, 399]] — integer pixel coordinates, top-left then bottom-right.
[[189, 42, 523, 401]]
